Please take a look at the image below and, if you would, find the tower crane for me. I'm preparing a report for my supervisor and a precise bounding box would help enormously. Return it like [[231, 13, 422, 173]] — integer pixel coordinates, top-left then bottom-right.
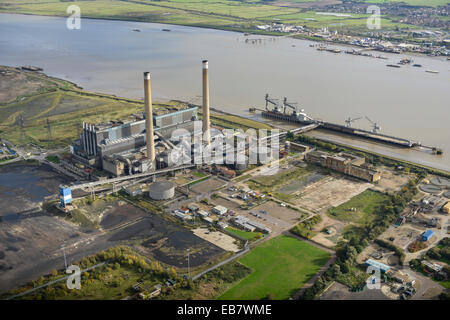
[[265, 94, 280, 113], [345, 116, 361, 127], [365, 116, 381, 133]]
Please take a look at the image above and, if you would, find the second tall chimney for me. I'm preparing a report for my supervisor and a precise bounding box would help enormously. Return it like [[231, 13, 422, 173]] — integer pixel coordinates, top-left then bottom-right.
[[202, 60, 211, 145], [144, 72, 155, 162]]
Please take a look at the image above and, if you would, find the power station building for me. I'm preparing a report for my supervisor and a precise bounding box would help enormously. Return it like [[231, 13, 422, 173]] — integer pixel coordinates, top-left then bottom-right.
[[70, 105, 199, 176]]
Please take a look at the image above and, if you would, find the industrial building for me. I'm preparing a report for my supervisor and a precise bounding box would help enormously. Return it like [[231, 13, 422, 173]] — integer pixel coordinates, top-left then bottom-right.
[[70, 61, 212, 177], [212, 205, 228, 216], [232, 215, 271, 234], [365, 259, 390, 273], [305, 151, 381, 182], [422, 229, 434, 241], [71, 104, 199, 176]]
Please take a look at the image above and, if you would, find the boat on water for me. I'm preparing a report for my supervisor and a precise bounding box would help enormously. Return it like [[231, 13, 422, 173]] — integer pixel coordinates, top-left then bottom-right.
[[425, 70, 439, 74], [412, 64, 422, 67], [132, 29, 141, 32], [386, 64, 400, 68], [398, 58, 413, 65], [162, 29, 171, 32]]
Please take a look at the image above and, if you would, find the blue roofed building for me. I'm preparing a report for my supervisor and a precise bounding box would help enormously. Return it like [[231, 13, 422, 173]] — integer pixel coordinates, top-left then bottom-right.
[[422, 230, 434, 242]]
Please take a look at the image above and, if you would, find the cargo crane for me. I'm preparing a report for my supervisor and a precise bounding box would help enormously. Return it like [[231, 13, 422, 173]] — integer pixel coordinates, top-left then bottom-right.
[[365, 116, 381, 133], [345, 116, 361, 127], [282, 97, 299, 116], [265, 94, 280, 113]]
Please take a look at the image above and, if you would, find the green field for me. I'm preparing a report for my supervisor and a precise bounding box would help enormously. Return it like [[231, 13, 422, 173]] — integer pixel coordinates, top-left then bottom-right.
[[328, 189, 389, 225], [0, 0, 424, 34], [226, 226, 262, 241], [219, 235, 330, 300]]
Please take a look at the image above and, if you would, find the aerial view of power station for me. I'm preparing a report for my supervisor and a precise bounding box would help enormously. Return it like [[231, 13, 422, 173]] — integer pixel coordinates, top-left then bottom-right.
[[0, 0, 449, 306]]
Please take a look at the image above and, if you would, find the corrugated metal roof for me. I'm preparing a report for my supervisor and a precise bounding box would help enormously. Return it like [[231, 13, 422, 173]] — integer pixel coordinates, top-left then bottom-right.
[[365, 259, 390, 272]]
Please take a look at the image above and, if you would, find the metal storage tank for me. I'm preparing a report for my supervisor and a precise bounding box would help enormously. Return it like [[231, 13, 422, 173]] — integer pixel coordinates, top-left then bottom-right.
[[149, 181, 175, 200]]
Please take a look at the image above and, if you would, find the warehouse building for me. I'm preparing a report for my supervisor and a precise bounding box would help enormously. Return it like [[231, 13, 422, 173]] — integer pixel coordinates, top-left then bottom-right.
[[212, 205, 228, 216], [365, 259, 390, 273], [232, 215, 271, 234], [422, 230, 434, 241], [305, 151, 380, 182]]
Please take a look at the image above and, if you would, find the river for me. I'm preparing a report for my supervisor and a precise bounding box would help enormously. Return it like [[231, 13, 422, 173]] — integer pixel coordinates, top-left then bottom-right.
[[0, 13, 449, 171]]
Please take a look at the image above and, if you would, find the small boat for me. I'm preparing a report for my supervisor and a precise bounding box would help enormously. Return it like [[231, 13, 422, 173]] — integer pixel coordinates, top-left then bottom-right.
[[398, 58, 413, 65], [425, 70, 439, 74], [162, 28, 171, 32], [132, 29, 141, 32], [386, 64, 400, 68], [412, 64, 422, 67]]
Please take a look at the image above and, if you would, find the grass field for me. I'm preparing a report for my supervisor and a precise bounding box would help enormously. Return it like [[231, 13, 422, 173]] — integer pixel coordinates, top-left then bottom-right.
[[0, 88, 145, 148], [218, 235, 330, 300], [0, 0, 425, 34], [226, 226, 262, 241], [327, 189, 389, 225]]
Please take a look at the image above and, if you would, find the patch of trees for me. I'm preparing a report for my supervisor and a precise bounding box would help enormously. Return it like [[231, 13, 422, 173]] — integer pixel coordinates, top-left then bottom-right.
[[291, 215, 322, 239], [427, 237, 450, 262], [375, 239, 406, 265], [204, 261, 251, 284]]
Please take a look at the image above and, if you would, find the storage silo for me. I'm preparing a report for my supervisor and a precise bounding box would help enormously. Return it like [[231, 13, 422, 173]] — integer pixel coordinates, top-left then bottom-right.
[[149, 181, 175, 200]]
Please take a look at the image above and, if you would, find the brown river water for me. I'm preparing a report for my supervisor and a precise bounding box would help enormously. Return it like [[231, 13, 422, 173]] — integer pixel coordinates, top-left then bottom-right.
[[0, 13, 449, 171]]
